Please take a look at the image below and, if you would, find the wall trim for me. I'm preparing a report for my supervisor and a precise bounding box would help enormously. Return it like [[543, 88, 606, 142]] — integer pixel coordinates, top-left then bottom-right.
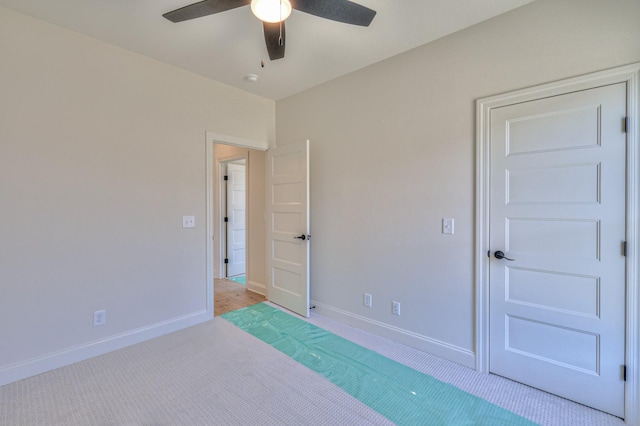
[[205, 139, 215, 317], [247, 280, 266, 296], [0, 310, 209, 387], [311, 301, 475, 369], [475, 62, 640, 424], [206, 131, 268, 151]]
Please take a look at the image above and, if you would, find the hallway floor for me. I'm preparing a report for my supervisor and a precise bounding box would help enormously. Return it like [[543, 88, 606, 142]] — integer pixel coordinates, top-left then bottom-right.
[[214, 278, 266, 316]]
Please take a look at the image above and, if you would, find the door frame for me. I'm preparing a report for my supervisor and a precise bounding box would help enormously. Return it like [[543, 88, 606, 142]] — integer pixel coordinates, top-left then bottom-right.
[[475, 63, 640, 423], [205, 132, 268, 317]]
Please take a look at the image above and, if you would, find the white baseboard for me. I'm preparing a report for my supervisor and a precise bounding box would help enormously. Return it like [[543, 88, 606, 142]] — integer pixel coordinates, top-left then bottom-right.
[[0, 310, 210, 387], [247, 280, 266, 296], [311, 301, 476, 369]]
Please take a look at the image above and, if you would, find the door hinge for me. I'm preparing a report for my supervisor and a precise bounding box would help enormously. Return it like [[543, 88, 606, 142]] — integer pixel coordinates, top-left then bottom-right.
[[224, 175, 229, 181], [224, 258, 229, 264], [224, 217, 229, 223], [624, 365, 627, 382], [623, 241, 627, 257], [624, 116, 629, 133]]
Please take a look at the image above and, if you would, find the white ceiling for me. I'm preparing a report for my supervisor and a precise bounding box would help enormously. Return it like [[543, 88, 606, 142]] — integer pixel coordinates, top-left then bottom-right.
[[0, 0, 534, 100]]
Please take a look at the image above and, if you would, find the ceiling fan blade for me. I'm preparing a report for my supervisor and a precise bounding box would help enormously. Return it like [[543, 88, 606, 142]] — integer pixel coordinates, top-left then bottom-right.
[[264, 21, 285, 61], [163, 0, 250, 23], [291, 0, 376, 26]]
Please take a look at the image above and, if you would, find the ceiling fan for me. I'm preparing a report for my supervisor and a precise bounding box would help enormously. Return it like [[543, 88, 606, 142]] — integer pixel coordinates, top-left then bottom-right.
[[163, 0, 377, 61]]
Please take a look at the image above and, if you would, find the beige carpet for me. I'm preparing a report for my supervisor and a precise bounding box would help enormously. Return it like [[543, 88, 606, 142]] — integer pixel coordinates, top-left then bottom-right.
[[0, 305, 626, 426], [1, 317, 391, 425]]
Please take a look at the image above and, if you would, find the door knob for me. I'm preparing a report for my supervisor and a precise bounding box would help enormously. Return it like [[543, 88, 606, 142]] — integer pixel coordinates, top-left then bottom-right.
[[294, 234, 308, 241], [494, 251, 515, 261]]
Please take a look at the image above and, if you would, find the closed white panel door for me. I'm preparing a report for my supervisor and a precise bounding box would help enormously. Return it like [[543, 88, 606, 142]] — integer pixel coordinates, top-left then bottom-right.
[[226, 163, 246, 277], [267, 140, 310, 317], [489, 83, 627, 416]]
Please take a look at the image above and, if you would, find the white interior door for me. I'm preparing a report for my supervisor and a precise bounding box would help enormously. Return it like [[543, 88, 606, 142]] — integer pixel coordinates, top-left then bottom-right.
[[489, 83, 627, 416], [266, 140, 310, 317], [226, 162, 246, 278]]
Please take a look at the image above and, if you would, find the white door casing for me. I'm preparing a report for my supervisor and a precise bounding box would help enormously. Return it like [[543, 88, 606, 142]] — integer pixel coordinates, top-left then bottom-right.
[[476, 63, 640, 423], [266, 140, 310, 317], [226, 162, 246, 277]]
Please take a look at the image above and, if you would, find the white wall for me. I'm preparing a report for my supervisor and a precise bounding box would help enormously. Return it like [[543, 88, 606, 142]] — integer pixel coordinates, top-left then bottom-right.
[[0, 7, 274, 384], [276, 0, 640, 366]]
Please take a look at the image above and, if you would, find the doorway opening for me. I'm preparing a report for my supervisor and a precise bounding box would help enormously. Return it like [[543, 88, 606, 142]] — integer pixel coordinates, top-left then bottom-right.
[[208, 141, 267, 316], [205, 134, 310, 319], [215, 156, 264, 315]]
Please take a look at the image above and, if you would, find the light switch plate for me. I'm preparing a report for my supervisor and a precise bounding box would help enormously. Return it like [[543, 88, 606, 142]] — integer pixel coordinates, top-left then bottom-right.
[[183, 215, 195, 228], [442, 218, 454, 234]]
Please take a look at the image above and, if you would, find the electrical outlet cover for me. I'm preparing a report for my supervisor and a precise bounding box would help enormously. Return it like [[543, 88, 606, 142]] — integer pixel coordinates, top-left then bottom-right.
[[363, 293, 372, 308], [93, 310, 106, 326], [182, 215, 195, 228]]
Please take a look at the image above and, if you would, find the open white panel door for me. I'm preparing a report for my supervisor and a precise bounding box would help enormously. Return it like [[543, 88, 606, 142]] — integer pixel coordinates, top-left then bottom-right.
[[266, 140, 310, 317], [226, 163, 246, 278]]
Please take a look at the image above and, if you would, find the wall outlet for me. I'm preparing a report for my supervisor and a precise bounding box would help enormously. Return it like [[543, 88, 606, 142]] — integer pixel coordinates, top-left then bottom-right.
[[363, 293, 372, 308], [182, 215, 195, 228], [93, 309, 106, 327], [392, 301, 401, 316]]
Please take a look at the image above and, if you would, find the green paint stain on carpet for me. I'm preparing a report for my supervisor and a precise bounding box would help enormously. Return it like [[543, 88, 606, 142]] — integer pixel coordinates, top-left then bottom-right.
[[222, 303, 538, 426]]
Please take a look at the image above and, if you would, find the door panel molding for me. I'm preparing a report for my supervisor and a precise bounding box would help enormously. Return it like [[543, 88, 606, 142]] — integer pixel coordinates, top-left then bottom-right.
[[476, 63, 640, 423]]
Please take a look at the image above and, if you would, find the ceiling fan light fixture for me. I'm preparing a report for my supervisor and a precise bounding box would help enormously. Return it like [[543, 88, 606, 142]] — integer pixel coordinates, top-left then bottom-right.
[[250, 0, 292, 23]]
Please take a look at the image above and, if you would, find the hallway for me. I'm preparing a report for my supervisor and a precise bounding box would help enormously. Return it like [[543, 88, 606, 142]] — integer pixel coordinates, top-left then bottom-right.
[[214, 278, 265, 316]]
